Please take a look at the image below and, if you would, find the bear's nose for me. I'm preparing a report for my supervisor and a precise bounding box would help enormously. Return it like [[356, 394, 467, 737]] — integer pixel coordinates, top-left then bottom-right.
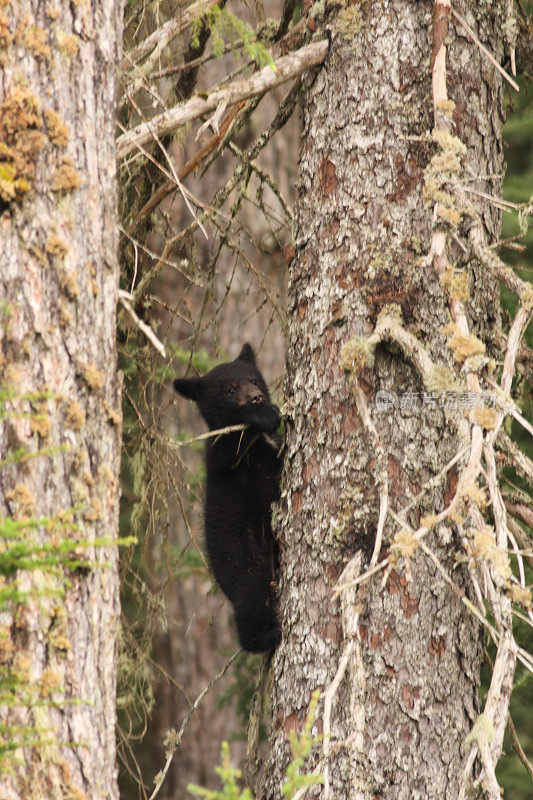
[[250, 390, 264, 404]]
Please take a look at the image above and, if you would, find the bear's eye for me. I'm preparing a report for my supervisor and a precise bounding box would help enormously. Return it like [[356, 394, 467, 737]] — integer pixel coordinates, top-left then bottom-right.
[[251, 379, 258, 387], [226, 386, 235, 395]]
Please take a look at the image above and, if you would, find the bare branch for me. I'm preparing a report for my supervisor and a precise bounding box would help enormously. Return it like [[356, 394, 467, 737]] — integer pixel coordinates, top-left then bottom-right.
[[125, 0, 215, 66], [119, 290, 168, 358], [506, 502, 533, 536], [493, 328, 533, 383], [130, 79, 301, 300], [451, 7, 520, 92], [497, 430, 533, 485], [398, 447, 468, 520], [117, 40, 329, 159], [276, 0, 297, 38], [148, 650, 240, 800], [469, 225, 533, 302], [151, 41, 241, 80], [166, 423, 247, 449], [126, 99, 247, 233], [325, 556, 364, 800]]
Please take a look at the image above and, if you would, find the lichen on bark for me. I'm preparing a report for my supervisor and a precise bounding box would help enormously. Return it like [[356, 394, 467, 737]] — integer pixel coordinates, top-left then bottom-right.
[[0, 0, 124, 797]]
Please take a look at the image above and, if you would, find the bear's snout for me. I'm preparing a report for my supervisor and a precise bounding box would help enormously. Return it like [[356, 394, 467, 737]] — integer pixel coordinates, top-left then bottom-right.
[[239, 383, 265, 405]]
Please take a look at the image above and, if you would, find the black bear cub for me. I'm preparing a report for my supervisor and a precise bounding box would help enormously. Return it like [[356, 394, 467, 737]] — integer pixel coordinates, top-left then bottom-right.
[[173, 343, 281, 653]]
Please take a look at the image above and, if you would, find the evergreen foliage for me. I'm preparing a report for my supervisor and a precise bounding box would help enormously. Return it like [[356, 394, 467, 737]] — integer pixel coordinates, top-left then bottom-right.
[[191, 7, 276, 69]]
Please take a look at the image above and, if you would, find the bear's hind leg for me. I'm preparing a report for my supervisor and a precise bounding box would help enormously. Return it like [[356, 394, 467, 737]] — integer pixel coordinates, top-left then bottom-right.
[[233, 592, 280, 653]]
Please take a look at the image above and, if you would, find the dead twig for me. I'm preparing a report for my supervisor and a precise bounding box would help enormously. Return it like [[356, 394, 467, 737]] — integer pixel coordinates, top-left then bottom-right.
[[117, 40, 329, 159], [469, 225, 533, 302], [324, 555, 364, 800], [119, 290, 168, 358], [148, 650, 241, 800], [166, 423, 247, 449], [125, 0, 215, 67], [129, 77, 301, 303], [451, 7, 520, 92], [496, 431, 533, 486]]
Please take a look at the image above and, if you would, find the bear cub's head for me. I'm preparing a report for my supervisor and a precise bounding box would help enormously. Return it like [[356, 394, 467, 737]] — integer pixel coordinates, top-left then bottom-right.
[[173, 343, 280, 434]]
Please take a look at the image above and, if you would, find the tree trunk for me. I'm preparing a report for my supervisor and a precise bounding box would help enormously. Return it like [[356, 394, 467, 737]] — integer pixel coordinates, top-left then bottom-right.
[[260, 2, 505, 798], [0, 0, 123, 797]]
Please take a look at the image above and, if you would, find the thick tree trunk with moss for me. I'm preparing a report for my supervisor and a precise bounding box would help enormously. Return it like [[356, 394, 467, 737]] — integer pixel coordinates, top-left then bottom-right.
[[259, 2, 506, 799], [0, 0, 123, 797]]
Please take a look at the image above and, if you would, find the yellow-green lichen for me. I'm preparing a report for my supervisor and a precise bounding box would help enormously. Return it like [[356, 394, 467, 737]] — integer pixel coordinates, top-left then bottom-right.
[[83, 498, 101, 522], [462, 483, 488, 509], [12, 651, 31, 682], [436, 204, 461, 227], [100, 464, 114, 483], [423, 128, 468, 229], [390, 528, 419, 563], [86, 262, 98, 297], [446, 330, 486, 363], [471, 527, 511, 582], [48, 632, 71, 653], [82, 471, 94, 487], [0, 626, 14, 663], [24, 24, 51, 59], [424, 363, 461, 393], [436, 99, 455, 116], [522, 283, 533, 311], [420, 514, 438, 529], [470, 405, 498, 430], [0, 11, 13, 50], [432, 129, 467, 155], [52, 162, 82, 193], [30, 412, 51, 439], [59, 305, 74, 328], [5, 483, 35, 518], [340, 337, 374, 372], [378, 303, 403, 323], [428, 151, 463, 177], [43, 109, 69, 147], [58, 269, 79, 299], [440, 266, 471, 301], [333, 3, 362, 38], [0, 88, 44, 203], [509, 584, 532, 609], [56, 29, 79, 57], [64, 399, 85, 431], [103, 400, 121, 426], [39, 668, 62, 697], [3, 363, 21, 392], [45, 233, 69, 259], [78, 362, 104, 391]]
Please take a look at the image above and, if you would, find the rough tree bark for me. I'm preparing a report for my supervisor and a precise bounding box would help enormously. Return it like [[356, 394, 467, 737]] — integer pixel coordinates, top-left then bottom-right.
[[0, 0, 123, 798], [259, 1, 506, 799]]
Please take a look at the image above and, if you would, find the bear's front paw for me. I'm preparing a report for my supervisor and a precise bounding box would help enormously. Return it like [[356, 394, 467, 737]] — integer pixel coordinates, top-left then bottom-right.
[[260, 404, 281, 434]]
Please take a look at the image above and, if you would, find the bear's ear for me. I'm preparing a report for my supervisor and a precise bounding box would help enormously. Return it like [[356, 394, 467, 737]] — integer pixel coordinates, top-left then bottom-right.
[[238, 343, 256, 364], [173, 376, 204, 401]]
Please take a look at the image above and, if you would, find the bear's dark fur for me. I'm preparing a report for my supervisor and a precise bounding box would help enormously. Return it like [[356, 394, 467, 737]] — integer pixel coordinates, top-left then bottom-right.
[[173, 343, 281, 652]]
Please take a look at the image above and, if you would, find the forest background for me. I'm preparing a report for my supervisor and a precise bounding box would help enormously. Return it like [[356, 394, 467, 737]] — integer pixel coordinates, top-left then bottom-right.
[[0, 0, 531, 798], [116, 1, 533, 799]]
